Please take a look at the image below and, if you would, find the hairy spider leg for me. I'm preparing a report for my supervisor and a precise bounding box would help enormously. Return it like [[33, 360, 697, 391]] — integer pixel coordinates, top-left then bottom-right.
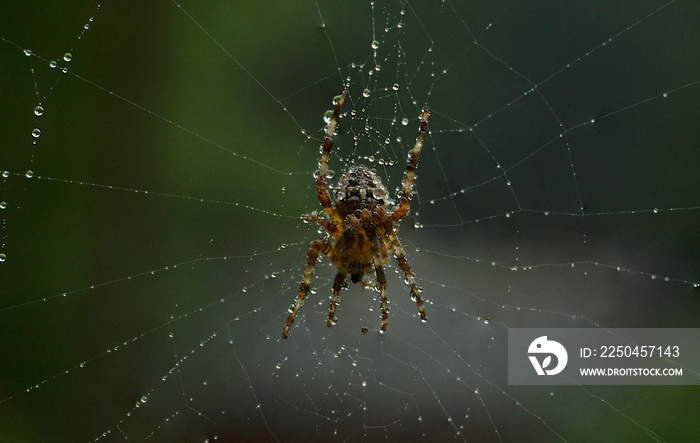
[[317, 91, 348, 225], [361, 208, 388, 262], [305, 211, 341, 238], [393, 108, 430, 222], [327, 272, 346, 327], [356, 208, 393, 330], [389, 230, 427, 322], [374, 262, 389, 331], [283, 238, 331, 339]]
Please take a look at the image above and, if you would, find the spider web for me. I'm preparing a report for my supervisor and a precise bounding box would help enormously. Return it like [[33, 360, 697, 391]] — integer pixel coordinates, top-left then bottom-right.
[[1, 0, 700, 441]]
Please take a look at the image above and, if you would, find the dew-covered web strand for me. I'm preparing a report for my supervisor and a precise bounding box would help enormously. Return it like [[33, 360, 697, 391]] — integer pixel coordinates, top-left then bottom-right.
[[418, 0, 700, 222], [61, 66, 296, 176], [3, 9, 313, 180], [310, 0, 445, 203], [1, 1, 98, 165], [420, 82, 700, 222], [0, 241, 302, 314], [1, 1, 699, 442], [0, 255, 302, 410], [1, 1, 323, 276], [2, 171, 299, 219], [173, 0, 354, 140]]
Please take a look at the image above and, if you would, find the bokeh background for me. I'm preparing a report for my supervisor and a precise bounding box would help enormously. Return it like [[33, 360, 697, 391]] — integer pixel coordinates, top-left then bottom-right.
[[1, 1, 699, 441]]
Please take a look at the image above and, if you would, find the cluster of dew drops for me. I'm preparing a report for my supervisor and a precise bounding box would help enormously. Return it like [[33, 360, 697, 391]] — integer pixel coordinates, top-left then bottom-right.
[[21, 49, 75, 183], [1, 49, 77, 264], [4, 13, 95, 264]]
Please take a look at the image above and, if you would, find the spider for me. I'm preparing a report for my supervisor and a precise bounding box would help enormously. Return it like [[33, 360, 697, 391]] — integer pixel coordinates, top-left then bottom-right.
[[282, 91, 429, 339]]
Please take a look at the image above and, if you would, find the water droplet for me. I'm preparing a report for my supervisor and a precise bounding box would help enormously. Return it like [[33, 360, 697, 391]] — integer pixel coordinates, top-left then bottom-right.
[[323, 110, 333, 124], [34, 105, 44, 116], [392, 83, 399, 91], [61, 67, 68, 74], [63, 52, 72, 62], [371, 40, 379, 49], [25, 170, 34, 179], [23, 49, 33, 56], [0, 202, 6, 210], [49, 60, 57, 68], [0, 253, 6, 263], [332, 94, 344, 105], [140, 396, 148, 403], [653, 208, 658, 214], [401, 118, 409, 126], [2, 171, 8, 178], [362, 89, 370, 98], [32, 128, 41, 138], [362, 381, 367, 387]]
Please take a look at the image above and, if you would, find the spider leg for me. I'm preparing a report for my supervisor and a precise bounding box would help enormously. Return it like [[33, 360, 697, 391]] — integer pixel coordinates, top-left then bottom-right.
[[389, 231, 427, 322], [317, 91, 348, 225], [374, 262, 389, 332], [392, 108, 429, 222], [304, 211, 341, 238], [283, 238, 331, 339], [327, 272, 346, 328]]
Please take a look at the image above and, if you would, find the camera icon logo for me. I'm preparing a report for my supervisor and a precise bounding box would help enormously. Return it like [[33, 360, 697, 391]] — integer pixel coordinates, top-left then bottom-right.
[[528, 336, 568, 375]]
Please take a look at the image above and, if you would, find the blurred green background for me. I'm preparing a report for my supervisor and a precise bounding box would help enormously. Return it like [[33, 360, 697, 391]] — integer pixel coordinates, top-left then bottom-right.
[[1, 1, 699, 441]]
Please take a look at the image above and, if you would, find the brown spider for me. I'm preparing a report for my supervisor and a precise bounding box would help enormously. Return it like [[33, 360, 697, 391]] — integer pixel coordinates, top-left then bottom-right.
[[282, 91, 429, 339]]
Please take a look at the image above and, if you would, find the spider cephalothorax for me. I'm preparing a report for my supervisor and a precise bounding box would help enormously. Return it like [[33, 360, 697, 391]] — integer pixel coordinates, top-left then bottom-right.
[[282, 91, 429, 339], [335, 165, 388, 220]]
